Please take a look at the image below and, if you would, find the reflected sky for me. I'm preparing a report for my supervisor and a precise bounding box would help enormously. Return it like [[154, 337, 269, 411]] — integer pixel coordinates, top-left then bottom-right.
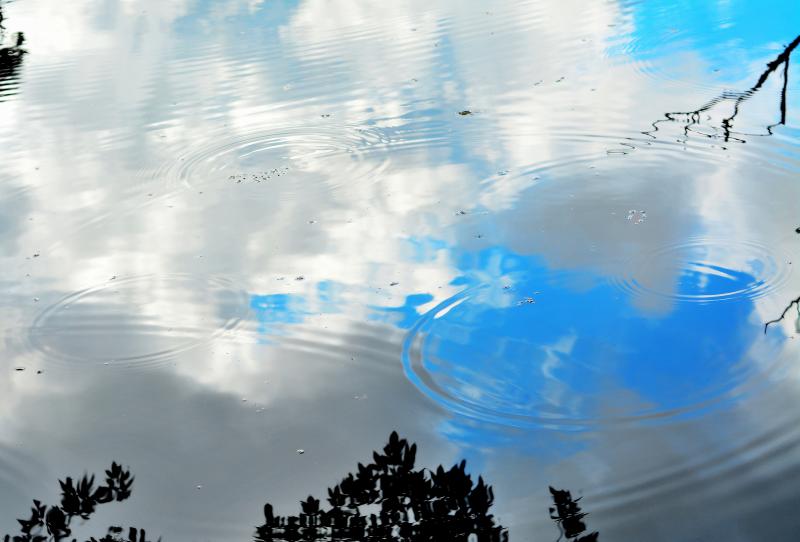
[[1, 0, 800, 540]]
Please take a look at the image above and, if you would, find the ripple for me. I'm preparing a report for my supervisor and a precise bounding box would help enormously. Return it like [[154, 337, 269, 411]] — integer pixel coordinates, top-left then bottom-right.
[[611, 238, 792, 304], [155, 124, 392, 197], [28, 274, 249, 368], [402, 262, 787, 429]]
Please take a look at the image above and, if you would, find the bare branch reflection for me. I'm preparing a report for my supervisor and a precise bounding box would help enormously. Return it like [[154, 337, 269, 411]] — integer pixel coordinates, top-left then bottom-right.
[[646, 35, 800, 143]]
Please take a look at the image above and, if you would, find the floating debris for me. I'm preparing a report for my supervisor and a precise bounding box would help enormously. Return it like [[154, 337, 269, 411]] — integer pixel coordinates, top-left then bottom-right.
[[14, 367, 24, 372], [390, 282, 399, 286], [455, 209, 468, 216], [458, 110, 472, 116], [518, 297, 536, 305], [295, 276, 305, 281], [296, 449, 305, 455], [626, 209, 647, 224], [228, 167, 289, 184]]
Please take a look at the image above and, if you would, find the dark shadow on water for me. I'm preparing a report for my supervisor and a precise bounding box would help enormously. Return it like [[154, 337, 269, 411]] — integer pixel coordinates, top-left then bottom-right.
[[646, 34, 800, 143], [3, 433, 598, 542]]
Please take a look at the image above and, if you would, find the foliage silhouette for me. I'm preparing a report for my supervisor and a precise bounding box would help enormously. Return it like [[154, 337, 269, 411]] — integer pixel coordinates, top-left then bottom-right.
[[255, 431, 509, 542], [0, 1, 26, 95], [646, 34, 800, 143], [4, 435, 600, 542], [2, 462, 159, 542], [548, 487, 598, 542]]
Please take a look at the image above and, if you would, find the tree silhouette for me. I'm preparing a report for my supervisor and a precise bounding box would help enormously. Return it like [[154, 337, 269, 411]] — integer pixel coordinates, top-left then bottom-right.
[[548, 487, 598, 542], [3, 436, 600, 541], [646, 34, 800, 143], [2, 462, 158, 542], [255, 431, 509, 542]]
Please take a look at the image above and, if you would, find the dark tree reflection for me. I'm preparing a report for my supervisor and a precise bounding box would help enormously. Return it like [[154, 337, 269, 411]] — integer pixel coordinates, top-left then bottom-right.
[[255, 431, 509, 542], [0, 1, 27, 99], [548, 488, 598, 542], [2, 463, 157, 542], [4, 434, 600, 541], [647, 35, 800, 143]]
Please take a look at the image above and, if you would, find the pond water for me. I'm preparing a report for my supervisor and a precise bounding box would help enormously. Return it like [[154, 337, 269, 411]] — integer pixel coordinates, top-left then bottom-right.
[[1, 0, 800, 540]]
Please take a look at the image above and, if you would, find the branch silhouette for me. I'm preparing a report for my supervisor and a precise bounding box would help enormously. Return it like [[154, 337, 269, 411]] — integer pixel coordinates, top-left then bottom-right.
[[646, 34, 800, 143], [764, 294, 800, 334]]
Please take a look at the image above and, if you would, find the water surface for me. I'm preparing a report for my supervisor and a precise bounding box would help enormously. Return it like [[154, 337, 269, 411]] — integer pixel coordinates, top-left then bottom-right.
[[1, 0, 800, 540]]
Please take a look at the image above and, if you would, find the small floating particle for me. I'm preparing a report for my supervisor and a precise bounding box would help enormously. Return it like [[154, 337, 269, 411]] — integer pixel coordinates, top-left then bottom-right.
[[795, 226, 800, 234], [297, 449, 305, 455], [110, 276, 116, 281], [295, 276, 304, 281], [196, 485, 203, 490], [518, 297, 536, 305], [36, 370, 42, 374], [626, 209, 647, 224], [321, 114, 331, 118], [32, 253, 39, 258], [455, 209, 467, 216], [458, 110, 472, 116], [33, 297, 39, 302], [353, 394, 368, 400], [241, 398, 247, 402], [14, 367, 24, 372], [390, 282, 399, 286]]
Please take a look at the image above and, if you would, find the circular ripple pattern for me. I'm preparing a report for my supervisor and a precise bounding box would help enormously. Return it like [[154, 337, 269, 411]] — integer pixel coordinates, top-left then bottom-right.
[[403, 263, 787, 429], [611, 238, 792, 304], [158, 124, 392, 196], [29, 275, 249, 368]]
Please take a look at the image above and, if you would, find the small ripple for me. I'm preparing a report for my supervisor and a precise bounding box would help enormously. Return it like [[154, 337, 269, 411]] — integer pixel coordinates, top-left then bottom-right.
[[153, 123, 392, 197], [402, 263, 787, 429], [28, 274, 249, 368], [611, 238, 792, 304]]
